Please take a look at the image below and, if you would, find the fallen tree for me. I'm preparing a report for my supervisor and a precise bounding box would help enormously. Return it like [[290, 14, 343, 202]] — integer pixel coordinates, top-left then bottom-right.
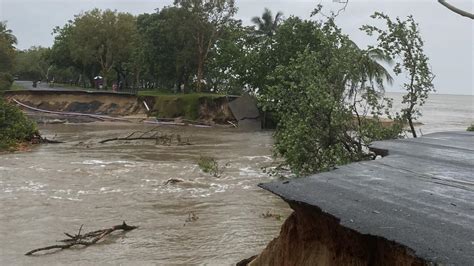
[[99, 127, 191, 145], [25, 221, 138, 256]]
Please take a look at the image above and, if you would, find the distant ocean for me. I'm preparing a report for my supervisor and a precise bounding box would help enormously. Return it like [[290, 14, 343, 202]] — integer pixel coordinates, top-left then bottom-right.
[[385, 92, 474, 135]]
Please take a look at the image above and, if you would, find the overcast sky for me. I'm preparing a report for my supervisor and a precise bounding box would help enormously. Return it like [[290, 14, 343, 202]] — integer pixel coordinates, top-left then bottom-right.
[[0, 0, 472, 95]]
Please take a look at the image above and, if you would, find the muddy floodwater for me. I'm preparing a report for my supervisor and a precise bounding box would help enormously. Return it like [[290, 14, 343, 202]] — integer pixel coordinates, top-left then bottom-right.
[[0, 123, 291, 265]]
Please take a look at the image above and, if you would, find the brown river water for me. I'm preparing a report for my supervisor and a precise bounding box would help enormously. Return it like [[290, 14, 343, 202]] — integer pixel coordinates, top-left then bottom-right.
[[0, 123, 291, 265]]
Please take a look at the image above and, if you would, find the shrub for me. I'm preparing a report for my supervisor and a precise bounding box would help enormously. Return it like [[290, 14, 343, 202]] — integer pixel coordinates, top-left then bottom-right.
[[0, 98, 38, 151], [197, 156, 222, 177], [467, 125, 474, 132], [0, 73, 13, 91]]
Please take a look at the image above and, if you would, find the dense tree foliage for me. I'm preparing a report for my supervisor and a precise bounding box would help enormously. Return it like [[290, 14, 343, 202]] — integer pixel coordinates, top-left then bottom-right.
[[137, 6, 197, 91], [14, 46, 50, 81], [174, 0, 237, 92], [0, 22, 16, 90], [50, 9, 137, 88], [0, 24, 38, 151], [261, 19, 402, 175], [0, 98, 38, 151]]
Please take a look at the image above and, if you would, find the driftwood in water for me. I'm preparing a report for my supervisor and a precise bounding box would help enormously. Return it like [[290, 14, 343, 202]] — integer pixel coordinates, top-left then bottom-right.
[[31, 133, 64, 144], [99, 127, 191, 145], [25, 221, 138, 256]]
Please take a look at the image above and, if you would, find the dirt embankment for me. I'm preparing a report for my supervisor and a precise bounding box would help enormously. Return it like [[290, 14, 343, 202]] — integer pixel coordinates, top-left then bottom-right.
[[247, 202, 428, 266], [3, 90, 239, 124], [4, 90, 146, 116], [144, 94, 237, 124]]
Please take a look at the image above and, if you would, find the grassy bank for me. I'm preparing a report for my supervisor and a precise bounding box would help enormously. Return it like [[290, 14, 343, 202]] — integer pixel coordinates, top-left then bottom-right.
[[138, 92, 230, 122]]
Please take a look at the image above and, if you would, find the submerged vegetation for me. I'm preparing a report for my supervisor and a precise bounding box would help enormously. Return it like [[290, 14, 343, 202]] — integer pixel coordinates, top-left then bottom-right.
[[197, 156, 223, 178]]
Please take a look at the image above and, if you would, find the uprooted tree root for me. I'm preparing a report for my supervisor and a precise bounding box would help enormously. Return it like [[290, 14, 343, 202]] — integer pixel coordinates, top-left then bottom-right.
[[99, 127, 191, 145], [25, 221, 138, 256]]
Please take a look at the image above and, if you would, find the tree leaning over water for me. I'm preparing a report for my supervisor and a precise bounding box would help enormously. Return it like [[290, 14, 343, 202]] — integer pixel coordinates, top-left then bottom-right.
[[362, 13, 435, 138], [262, 18, 402, 175]]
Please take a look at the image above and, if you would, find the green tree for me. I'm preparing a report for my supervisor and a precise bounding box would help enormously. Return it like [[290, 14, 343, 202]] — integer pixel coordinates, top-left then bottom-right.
[[243, 17, 332, 95], [206, 19, 252, 94], [263, 19, 400, 175], [174, 0, 237, 92], [137, 7, 197, 91], [0, 98, 38, 151], [251, 8, 283, 37], [362, 13, 435, 138], [53, 9, 137, 89], [0, 21, 17, 90], [50, 24, 98, 87], [14, 46, 51, 81]]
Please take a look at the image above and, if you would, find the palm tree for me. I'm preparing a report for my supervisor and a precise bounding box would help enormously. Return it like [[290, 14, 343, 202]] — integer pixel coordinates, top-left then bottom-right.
[[0, 21, 17, 73], [0, 21, 17, 46], [360, 47, 393, 90], [345, 41, 393, 98], [251, 8, 283, 37]]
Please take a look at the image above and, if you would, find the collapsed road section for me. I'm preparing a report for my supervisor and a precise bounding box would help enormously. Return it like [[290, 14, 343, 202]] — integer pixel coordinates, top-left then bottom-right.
[[250, 132, 473, 265], [3, 90, 264, 128], [3, 90, 147, 116]]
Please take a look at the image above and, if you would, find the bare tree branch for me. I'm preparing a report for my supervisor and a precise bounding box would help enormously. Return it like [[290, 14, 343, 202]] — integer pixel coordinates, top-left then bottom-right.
[[438, 0, 474, 19], [25, 222, 138, 256]]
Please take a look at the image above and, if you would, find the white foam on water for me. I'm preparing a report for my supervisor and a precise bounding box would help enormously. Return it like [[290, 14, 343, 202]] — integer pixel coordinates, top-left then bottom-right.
[[66, 197, 82, 201], [99, 187, 122, 194], [210, 183, 229, 193], [55, 189, 72, 195], [49, 196, 62, 200], [242, 155, 273, 162], [238, 167, 262, 177], [72, 160, 132, 165]]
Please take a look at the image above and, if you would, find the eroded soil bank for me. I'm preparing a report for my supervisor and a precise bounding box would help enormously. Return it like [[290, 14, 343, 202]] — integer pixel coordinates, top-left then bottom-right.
[[4, 90, 146, 116], [3, 90, 238, 124], [247, 202, 428, 266]]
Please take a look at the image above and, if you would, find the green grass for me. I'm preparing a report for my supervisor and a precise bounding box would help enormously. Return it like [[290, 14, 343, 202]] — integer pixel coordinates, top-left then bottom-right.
[[141, 92, 227, 121]]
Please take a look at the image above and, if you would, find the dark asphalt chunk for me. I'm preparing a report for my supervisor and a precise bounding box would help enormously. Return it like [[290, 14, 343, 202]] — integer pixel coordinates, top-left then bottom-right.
[[260, 132, 474, 265]]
